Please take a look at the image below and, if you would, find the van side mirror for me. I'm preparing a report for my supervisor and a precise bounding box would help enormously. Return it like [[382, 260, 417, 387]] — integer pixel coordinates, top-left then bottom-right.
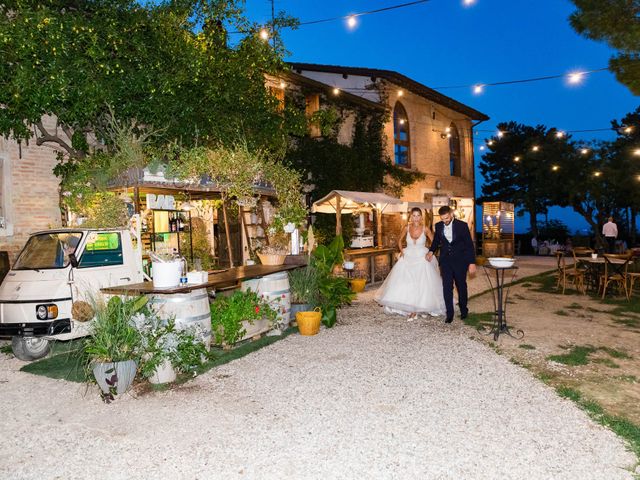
[[68, 253, 79, 268]]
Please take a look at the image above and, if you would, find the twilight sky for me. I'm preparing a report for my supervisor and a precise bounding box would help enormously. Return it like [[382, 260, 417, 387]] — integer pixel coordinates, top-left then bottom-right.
[[244, 0, 638, 233]]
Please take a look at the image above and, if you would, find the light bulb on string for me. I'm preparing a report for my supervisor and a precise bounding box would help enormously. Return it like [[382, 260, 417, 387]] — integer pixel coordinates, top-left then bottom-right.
[[567, 71, 585, 85], [593, 171, 602, 177], [556, 131, 565, 138], [532, 145, 540, 152], [462, 0, 476, 6], [634, 149, 640, 156], [279, 81, 286, 89], [580, 148, 590, 155], [552, 165, 559, 171], [332, 87, 340, 95], [473, 84, 484, 95], [397, 89, 404, 97], [347, 15, 357, 29], [497, 130, 504, 138], [514, 156, 521, 162], [259, 28, 269, 41], [479, 145, 485, 151]]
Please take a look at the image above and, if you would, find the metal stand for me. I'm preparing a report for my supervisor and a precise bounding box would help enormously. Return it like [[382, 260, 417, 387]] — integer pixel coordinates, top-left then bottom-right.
[[481, 265, 524, 341]]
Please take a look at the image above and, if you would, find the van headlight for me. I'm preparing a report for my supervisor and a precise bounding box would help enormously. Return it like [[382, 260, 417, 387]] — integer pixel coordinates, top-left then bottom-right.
[[35, 304, 58, 320]]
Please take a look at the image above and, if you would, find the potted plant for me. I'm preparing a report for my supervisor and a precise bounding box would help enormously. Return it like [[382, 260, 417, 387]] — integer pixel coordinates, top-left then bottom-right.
[[210, 290, 278, 347], [133, 314, 208, 384], [311, 236, 355, 328], [288, 266, 320, 319], [82, 296, 146, 402]]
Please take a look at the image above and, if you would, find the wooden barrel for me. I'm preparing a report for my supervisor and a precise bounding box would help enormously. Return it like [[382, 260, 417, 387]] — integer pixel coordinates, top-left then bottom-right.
[[148, 288, 211, 349], [241, 271, 291, 327]]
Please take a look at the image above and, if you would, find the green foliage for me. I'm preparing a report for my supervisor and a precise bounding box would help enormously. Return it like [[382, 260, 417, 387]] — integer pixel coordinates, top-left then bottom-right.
[[312, 214, 354, 247], [167, 141, 307, 230], [288, 266, 321, 305], [210, 290, 278, 346], [136, 316, 207, 378], [309, 107, 341, 137], [536, 220, 570, 242], [82, 296, 147, 364], [569, 1, 640, 95], [547, 345, 597, 366], [310, 235, 354, 327], [79, 192, 130, 228], [0, 1, 294, 155], [286, 111, 423, 203], [478, 122, 574, 237]]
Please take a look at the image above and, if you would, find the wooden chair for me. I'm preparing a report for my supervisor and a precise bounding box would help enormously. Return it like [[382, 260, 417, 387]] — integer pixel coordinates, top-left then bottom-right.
[[627, 257, 640, 297], [571, 247, 594, 291], [600, 253, 632, 300], [555, 251, 585, 294]]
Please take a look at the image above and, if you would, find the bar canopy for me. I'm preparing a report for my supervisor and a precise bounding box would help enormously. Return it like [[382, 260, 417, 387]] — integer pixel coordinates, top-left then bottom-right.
[[312, 190, 402, 214]]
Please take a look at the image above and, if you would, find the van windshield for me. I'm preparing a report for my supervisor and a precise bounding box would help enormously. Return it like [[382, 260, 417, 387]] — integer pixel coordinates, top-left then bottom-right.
[[13, 232, 83, 270]]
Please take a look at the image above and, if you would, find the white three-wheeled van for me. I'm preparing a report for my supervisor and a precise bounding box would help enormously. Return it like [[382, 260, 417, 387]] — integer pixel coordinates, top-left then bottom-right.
[[0, 227, 143, 360]]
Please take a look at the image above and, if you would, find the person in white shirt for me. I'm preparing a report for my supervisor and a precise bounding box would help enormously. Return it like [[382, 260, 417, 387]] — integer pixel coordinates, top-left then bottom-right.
[[602, 217, 618, 253]]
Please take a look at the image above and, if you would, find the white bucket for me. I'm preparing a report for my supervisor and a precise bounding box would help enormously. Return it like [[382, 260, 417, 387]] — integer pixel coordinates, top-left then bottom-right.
[[241, 271, 291, 328], [152, 261, 182, 288], [148, 288, 212, 349]]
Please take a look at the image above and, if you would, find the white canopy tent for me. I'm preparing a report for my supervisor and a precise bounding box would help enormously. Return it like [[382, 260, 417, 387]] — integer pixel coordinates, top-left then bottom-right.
[[312, 190, 403, 245]]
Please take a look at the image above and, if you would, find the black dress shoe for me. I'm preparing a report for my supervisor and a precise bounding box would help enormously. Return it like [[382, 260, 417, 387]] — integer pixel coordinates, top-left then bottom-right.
[[445, 317, 453, 324], [461, 311, 468, 320]]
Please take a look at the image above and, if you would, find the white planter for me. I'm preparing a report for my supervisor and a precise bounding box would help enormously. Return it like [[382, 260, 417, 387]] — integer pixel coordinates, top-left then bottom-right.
[[93, 360, 137, 396], [152, 260, 182, 288], [149, 359, 176, 384]]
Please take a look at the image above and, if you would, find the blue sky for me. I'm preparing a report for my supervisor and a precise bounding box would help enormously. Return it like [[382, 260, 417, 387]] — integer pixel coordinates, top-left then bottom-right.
[[244, 0, 638, 233]]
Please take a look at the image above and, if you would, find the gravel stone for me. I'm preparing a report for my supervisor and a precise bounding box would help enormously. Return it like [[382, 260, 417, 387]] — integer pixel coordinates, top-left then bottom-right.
[[0, 256, 636, 479]]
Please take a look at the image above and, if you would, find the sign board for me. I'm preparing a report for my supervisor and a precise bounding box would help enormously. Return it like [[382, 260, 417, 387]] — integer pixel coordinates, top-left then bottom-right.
[[147, 194, 176, 210]]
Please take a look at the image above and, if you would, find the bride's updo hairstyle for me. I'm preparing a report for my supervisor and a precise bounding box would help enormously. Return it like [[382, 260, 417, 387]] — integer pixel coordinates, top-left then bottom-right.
[[410, 207, 422, 216]]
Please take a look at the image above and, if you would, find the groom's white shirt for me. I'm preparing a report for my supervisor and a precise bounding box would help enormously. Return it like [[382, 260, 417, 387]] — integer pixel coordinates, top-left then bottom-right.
[[444, 222, 453, 243]]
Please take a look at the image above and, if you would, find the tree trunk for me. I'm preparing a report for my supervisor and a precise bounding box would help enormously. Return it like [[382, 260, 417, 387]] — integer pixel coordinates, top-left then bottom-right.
[[528, 208, 538, 238], [631, 207, 637, 246]]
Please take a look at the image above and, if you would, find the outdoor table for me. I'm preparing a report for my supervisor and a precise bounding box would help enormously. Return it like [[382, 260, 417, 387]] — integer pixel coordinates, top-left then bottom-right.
[[577, 256, 626, 293], [101, 264, 301, 295], [481, 264, 523, 341], [343, 247, 396, 284]]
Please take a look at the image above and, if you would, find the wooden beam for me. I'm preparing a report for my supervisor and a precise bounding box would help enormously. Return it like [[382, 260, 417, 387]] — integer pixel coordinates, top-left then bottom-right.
[[222, 200, 234, 267]]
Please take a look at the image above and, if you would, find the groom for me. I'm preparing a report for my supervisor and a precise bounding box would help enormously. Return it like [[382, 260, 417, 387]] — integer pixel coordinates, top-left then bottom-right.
[[427, 206, 476, 323]]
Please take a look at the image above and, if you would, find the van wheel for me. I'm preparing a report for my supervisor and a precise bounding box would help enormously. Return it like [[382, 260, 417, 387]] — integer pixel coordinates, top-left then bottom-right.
[[11, 337, 51, 361]]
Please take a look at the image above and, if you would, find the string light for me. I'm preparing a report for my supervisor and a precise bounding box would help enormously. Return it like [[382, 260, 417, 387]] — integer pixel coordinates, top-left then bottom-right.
[[532, 146, 540, 152], [296, 0, 431, 27], [279, 81, 286, 89], [623, 126, 634, 134], [634, 149, 640, 156], [555, 131, 565, 138], [497, 130, 504, 138], [514, 156, 521, 162], [397, 89, 404, 97], [593, 171, 602, 177], [259, 28, 269, 41], [462, 0, 476, 6], [479, 146, 485, 151], [580, 148, 590, 155], [432, 67, 609, 92], [347, 15, 357, 29], [399, 119, 406, 125], [332, 87, 340, 95], [567, 71, 585, 85], [487, 140, 494, 146], [552, 165, 559, 171]]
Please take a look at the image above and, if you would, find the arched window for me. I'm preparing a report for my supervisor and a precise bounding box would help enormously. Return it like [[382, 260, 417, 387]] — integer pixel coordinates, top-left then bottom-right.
[[393, 102, 410, 167], [449, 122, 461, 177]]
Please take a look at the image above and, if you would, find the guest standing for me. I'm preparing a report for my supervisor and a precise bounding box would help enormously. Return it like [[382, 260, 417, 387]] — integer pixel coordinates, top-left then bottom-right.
[[602, 217, 618, 253]]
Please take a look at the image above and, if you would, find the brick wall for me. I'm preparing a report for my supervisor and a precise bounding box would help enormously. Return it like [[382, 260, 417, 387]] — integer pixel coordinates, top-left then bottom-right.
[[384, 85, 475, 202], [0, 116, 65, 265]]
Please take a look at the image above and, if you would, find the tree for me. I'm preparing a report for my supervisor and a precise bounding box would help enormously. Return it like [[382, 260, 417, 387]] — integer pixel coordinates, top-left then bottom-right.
[[0, 1, 295, 157], [478, 122, 572, 238], [569, 0, 640, 95]]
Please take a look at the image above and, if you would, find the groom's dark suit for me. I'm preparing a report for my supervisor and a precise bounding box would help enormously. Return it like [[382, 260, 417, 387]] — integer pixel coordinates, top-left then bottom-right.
[[429, 218, 476, 321]]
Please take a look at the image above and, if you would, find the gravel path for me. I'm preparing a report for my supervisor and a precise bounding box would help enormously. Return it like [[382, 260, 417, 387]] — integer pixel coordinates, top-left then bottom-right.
[[0, 256, 636, 479]]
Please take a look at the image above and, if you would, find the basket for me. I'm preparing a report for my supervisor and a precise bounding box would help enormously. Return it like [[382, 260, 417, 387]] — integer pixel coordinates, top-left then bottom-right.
[[349, 278, 366, 293], [257, 253, 286, 266], [296, 308, 322, 336]]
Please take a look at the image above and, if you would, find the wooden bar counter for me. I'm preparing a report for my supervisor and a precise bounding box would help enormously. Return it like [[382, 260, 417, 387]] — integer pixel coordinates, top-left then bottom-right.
[[344, 247, 396, 284], [101, 264, 301, 295]]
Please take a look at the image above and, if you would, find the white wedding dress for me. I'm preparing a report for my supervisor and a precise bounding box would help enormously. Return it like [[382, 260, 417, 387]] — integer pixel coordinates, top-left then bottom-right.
[[375, 230, 446, 316]]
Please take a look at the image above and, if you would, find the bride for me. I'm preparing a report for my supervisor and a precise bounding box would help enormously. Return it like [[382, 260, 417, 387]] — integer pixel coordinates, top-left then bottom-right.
[[375, 207, 446, 318]]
